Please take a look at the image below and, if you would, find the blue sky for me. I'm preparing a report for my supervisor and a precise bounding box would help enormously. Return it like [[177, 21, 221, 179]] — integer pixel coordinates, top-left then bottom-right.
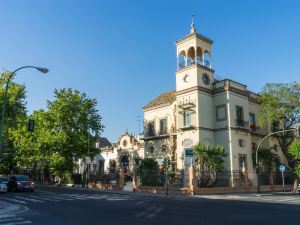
[[1, 0, 300, 142]]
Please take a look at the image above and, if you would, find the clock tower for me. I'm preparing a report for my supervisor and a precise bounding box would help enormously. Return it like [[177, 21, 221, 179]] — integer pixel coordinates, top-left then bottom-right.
[[175, 18, 214, 92], [175, 18, 216, 172]]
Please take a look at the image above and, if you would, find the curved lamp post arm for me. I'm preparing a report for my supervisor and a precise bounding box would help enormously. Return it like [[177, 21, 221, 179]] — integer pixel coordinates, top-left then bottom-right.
[[255, 127, 297, 193], [0, 66, 48, 157]]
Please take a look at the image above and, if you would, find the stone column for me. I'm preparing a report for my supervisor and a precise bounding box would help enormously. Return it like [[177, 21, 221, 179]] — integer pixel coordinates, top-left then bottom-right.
[[189, 165, 196, 195], [119, 168, 125, 191]]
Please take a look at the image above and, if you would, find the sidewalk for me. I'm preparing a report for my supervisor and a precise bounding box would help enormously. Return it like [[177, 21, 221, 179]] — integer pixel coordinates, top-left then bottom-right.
[[0, 201, 23, 215]]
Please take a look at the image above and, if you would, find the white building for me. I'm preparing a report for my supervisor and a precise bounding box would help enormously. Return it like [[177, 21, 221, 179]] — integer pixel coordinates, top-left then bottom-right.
[[77, 133, 144, 176], [142, 20, 284, 186]]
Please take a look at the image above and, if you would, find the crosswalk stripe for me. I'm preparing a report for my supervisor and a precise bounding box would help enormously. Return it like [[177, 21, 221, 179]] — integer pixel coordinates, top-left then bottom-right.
[[0, 217, 23, 223], [1, 197, 27, 204], [14, 196, 43, 203], [0, 215, 15, 219], [29, 196, 59, 202], [41, 196, 74, 201], [1, 220, 32, 225]]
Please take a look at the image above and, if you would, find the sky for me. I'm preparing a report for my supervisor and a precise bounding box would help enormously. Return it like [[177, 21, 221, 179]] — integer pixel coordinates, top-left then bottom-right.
[[1, 0, 300, 143]]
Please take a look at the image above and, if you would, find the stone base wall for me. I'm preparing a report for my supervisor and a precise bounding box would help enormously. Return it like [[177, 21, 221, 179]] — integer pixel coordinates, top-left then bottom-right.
[[193, 185, 293, 195], [88, 182, 121, 190], [134, 185, 293, 195], [134, 186, 189, 195]]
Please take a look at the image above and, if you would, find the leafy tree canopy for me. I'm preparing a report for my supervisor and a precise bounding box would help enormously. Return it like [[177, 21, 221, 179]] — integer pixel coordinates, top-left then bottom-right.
[[258, 82, 300, 165]]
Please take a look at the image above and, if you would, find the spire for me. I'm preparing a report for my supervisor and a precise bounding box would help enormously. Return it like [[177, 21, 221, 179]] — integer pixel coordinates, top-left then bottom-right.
[[190, 15, 197, 34]]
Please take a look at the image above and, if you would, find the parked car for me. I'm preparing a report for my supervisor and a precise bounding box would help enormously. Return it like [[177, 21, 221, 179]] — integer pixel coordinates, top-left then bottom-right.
[[0, 177, 8, 193], [8, 175, 34, 192]]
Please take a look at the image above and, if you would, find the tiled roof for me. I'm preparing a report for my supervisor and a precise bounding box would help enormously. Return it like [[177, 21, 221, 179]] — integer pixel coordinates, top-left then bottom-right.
[[97, 137, 112, 148], [143, 90, 176, 110]]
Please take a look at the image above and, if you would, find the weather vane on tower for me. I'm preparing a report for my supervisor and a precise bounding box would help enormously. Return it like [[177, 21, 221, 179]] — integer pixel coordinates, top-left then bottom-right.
[[190, 14, 197, 34]]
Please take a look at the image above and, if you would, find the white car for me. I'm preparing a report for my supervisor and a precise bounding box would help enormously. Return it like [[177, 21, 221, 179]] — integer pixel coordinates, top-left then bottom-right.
[[0, 177, 8, 193]]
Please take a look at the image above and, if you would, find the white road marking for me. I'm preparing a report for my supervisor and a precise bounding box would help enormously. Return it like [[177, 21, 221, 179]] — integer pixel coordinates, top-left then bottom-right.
[[14, 196, 43, 203], [1, 197, 27, 204], [1, 221, 32, 225]]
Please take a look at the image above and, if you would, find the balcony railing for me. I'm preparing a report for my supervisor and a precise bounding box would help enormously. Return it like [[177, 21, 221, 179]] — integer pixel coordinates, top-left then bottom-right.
[[143, 129, 176, 139], [250, 125, 260, 132], [178, 59, 212, 70], [235, 119, 249, 128]]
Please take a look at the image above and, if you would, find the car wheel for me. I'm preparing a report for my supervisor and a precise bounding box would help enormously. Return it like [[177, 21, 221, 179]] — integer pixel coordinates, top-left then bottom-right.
[[30, 189, 34, 192]]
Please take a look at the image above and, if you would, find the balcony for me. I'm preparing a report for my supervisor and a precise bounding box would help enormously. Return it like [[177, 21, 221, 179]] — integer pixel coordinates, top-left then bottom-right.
[[250, 125, 260, 133], [235, 119, 249, 128], [143, 129, 176, 140]]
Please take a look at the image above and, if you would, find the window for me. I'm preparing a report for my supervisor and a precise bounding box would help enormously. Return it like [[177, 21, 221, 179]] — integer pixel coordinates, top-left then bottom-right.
[[249, 113, 256, 132], [149, 146, 154, 154], [252, 143, 257, 166], [238, 154, 247, 175], [160, 119, 167, 135], [183, 109, 191, 127], [216, 105, 226, 121], [239, 139, 246, 147], [147, 121, 155, 136], [161, 145, 167, 152], [236, 106, 244, 126]]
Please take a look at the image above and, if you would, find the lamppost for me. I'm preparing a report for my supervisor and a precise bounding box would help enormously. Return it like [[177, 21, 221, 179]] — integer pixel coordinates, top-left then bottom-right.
[[256, 127, 298, 194], [0, 66, 49, 157]]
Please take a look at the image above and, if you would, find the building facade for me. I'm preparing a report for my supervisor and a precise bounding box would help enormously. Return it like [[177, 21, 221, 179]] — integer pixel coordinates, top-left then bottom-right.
[[143, 21, 284, 186]]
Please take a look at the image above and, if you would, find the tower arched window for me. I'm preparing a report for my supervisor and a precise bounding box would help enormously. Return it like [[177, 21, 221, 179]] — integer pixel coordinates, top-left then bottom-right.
[[204, 50, 211, 68], [178, 50, 186, 69], [187, 47, 196, 66], [196, 47, 203, 65]]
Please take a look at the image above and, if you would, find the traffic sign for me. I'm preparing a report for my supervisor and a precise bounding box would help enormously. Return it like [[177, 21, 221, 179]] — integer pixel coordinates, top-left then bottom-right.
[[279, 164, 286, 172]]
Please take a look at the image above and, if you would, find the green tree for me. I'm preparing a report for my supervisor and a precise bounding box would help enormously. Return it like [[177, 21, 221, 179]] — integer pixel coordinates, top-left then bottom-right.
[[0, 71, 27, 174], [9, 110, 52, 176], [258, 82, 300, 166], [288, 139, 300, 191], [45, 88, 104, 177], [193, 142, 226, 187]]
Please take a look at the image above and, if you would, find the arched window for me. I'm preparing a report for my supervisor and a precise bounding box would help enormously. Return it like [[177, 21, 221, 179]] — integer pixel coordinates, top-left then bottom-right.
[[196, 47, 203, 65], [187, 47, 196, 66], [178, 50, 186, 69], [204, 50, 211, 68]]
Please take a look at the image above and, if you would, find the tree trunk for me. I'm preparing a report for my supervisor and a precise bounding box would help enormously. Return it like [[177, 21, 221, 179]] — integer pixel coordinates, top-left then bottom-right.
[[292, 178, 299, 192]]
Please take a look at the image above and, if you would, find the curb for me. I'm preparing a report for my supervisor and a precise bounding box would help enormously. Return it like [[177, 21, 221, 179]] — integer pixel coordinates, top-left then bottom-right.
[[36, 184, 181, 199], [0, 201, 24, 215]]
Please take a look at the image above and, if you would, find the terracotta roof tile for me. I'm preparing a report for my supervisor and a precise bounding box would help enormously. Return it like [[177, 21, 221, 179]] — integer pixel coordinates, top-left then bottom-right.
[[143, 90, 176, 110]]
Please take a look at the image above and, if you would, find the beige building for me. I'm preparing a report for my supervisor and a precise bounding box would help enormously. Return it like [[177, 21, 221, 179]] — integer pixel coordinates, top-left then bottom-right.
[[142, 21, 283, 186]]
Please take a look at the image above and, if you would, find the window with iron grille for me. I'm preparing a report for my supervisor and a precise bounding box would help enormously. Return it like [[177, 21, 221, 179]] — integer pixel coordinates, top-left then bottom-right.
[[183, 109, 191, 127], [160, 118, 167, 135]]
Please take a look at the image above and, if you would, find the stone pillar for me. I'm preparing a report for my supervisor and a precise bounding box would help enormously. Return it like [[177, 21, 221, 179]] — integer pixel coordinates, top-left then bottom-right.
[[119, 168, 125, 191], [189, 165, 196, 195], [132, 167, 138, 191]]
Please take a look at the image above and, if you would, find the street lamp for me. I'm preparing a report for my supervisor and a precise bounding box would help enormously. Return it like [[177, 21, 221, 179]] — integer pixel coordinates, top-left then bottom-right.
[[0, 66, 49, 156]]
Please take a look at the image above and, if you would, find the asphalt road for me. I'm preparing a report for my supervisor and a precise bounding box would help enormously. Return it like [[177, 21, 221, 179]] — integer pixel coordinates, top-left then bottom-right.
[[1, 186, 300, 225]]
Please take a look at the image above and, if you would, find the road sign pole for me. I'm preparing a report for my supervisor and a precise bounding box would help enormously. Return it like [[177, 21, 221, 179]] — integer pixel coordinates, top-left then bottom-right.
[[282, 171, 285, 192]]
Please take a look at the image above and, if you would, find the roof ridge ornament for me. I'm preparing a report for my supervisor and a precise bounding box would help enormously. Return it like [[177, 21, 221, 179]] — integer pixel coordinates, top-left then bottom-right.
[[190, 15, 197, 34]]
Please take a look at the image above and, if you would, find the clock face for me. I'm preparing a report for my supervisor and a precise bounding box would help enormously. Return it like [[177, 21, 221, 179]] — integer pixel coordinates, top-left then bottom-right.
[[202, 73, 210, 85], [183, 74, 189, 83]]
